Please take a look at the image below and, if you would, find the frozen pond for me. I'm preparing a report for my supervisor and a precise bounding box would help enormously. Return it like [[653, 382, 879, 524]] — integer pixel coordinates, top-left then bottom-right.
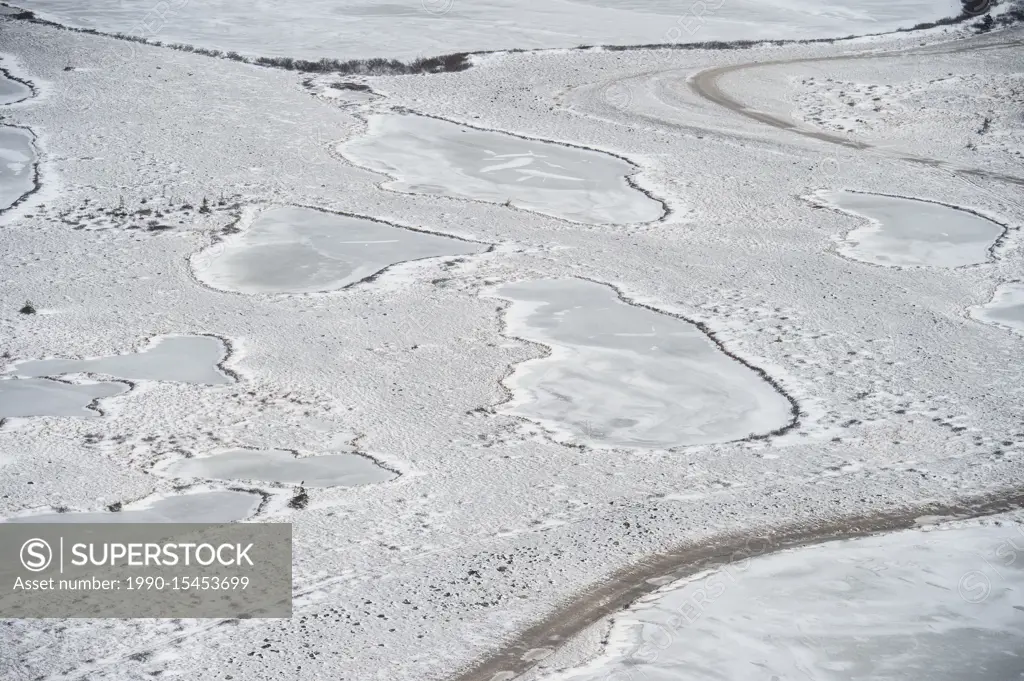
[[10, 0, 957, 61], [340, 115, 663, 225], [971, 282, 1024, 335], [193, 206, 483, 294], [12, 335, 232, 385], [0, 71, 31, 105], [490, 279, 793, 448], [0, 126, 36, 211], [544, 517, 1024, 681], [0, 377, 127, 419], [820, 190, 1003, 268], [159, 448, 395, 487], [5, 491, 261, 523]]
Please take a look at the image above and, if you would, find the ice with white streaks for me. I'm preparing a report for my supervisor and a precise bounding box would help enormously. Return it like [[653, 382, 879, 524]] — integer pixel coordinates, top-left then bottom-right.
[[490, 279, 793, 448], [0, 71, 31, 106], [0, 126, 36, 211], [543, 518, 1024, 681], [971, 282, 1024, 335], [160, 448, 395, 487], [0, 377, 127, 419], [340, 114, 663, 225], [5, 491, 261, 523], [821, 190, 1003, 267], [192, 206, 483, 294], [11, 335, 232, 385]]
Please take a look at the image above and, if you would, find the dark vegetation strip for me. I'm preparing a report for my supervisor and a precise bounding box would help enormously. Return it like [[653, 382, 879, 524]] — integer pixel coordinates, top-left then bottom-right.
[[1, 2, 1013, 77]]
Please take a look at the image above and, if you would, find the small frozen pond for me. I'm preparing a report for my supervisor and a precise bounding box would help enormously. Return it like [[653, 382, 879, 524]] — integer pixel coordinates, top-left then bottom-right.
[[0, 126, 36, 211], [193, 206, 483, 294], [159, 448, 395, 487], [12, 335, 232, 385], [543, 517, 1024, 681], [340, 115, 663, 225], [0, 377, 127, 419], [5, 491, 260, 523], [971, 282, 1024, 335], [820, 190, 1003, 268], [0, 71, 31, 105], [490, 279, 793, 448]]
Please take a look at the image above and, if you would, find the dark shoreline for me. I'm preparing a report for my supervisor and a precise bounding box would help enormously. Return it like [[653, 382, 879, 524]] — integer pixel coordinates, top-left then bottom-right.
[[449, 487, 1024, 681]]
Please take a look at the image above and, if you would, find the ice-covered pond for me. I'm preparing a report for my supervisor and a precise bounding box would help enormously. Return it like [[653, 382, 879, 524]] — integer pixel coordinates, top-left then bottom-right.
[[490, 279, 794, 448], [971, 282, 1024, 335], [159, 448, 395, 488], [0, 70, 31, 105], [544, 517, 1024, 681], [192, 206, 483, 294], [0, 126, 36, 212], [819, 190, 1003, 268], [340, 115, 663, 225], [0, 377, 127, 419], [4, 491, 261, 523], [11, 335, 233, 385]]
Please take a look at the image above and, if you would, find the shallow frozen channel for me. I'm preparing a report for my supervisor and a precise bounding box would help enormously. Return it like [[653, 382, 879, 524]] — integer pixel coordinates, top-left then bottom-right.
[[193, 206, 483, 294], [5, 491, 261, 523], [340, 115, 663, 225], [0, 377, 127, 419], [971, 282, 1024, 335], [159, 449, 395, 488], [820, 190, 1003, 267], [544, 517, 1024, 681], [0, 71, 31, 105], [11, 335, 232, 384], [0, 126, 36, 211], [490, 279, 793, 448]]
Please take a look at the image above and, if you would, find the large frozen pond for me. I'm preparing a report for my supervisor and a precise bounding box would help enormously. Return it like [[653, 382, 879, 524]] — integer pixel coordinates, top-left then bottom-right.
[[0, 71, 32, 105], [11, 0, 960, 61], [544, 517, 1024, 681], [0, 126, 36, 211], [490, 279, 794, 448], [11, 335, 232, 384], [340, 115, 663, 225], [0, 377, 127, 419], [971, 282, 1024, 335], [160, 448, 395, 488], [192, 206, 483, 294], [5, 491, 261, 523], [820, 190, 1003, 268]]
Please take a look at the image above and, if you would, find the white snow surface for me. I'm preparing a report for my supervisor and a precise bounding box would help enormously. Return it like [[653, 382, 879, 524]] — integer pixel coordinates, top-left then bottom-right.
[[541, 514, 1024, 681], [0, 14, 1022, 681], [158, 448, 396, 487], [13, 0, 963, 61], [490, 278, 794, 448], [0, 126, 35, 211], [4, 489, 262, 523], [0, 377, 127, 419]]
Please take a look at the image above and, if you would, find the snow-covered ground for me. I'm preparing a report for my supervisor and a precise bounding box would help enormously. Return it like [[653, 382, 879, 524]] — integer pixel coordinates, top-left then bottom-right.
[[12, 0, 964, 60], [1, 6, 1023, 681]]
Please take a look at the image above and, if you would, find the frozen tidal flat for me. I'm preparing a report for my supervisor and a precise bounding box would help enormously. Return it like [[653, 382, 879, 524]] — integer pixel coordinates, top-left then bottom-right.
[[12, 335, 232, 385], [971, 282, 1024, 335], [193, 206, 482, 294], [340, 115, 663, 225], [491, 279, 793, 448], [547, 519, 1024, 681], [0, 126, 36, 211], [12, 0, 960, 61], [160, 449, 395, 488], [4, 491, 260, 523], [0, 70, 31, 105], [821, 190, 1003, 268], [0, 377, 127, 419]]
